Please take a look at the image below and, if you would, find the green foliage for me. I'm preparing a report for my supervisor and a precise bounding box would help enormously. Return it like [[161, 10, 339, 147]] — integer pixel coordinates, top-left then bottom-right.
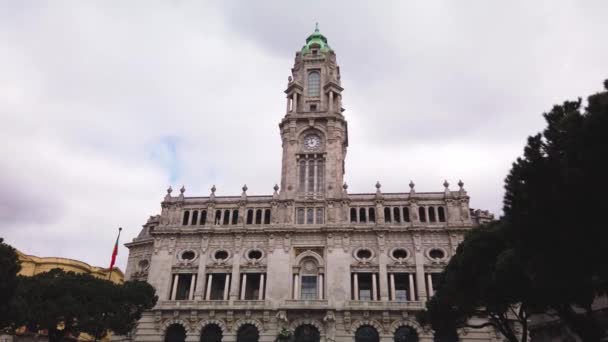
[[418, 79, 608, 342], [275, 328, 293, 342], [0, 238, 21, 330], [10, 268, 158, 342]]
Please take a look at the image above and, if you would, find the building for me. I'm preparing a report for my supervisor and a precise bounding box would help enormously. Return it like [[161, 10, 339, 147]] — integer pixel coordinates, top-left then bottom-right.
[[124, 27, 497, 342], [17, 251, 124, 283], [3, 251, 124, 342]]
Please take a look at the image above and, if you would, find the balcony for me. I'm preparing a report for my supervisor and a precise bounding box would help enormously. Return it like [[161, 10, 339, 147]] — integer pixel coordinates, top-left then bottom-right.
[[346, 300, 424, 310], [283, 299, 328, 309]]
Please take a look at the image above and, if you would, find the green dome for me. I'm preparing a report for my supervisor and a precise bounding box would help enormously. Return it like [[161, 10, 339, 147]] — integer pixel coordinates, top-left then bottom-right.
[[301, 23, 332, 54]]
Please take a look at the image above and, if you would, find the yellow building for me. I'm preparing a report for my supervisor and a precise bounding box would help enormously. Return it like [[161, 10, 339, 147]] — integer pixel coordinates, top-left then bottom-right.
[[17, 251, 124, 283], [12, 251, 124, 342]]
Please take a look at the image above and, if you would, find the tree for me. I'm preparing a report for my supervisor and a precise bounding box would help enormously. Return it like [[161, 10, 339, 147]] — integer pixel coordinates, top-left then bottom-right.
[[418, 79, 608, 341], [12, 268, 158, 342], [417, 223, 530, 342], [0, 238, 21, 330]]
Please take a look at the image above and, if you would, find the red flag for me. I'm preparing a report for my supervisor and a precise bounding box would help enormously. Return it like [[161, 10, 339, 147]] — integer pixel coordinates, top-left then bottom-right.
[[109, 227, 122, 272]]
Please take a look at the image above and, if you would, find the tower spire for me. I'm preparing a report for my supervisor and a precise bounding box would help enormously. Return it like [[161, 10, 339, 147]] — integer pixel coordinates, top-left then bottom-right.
[[315, 22, 319, 32]]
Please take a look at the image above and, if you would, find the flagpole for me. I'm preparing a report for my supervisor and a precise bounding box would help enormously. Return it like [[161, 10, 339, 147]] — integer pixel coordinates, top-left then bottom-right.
[[108, 227, 122, 281]]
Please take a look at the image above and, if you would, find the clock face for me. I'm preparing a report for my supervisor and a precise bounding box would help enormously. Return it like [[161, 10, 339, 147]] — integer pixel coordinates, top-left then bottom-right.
[[303, 135, 321, 150]]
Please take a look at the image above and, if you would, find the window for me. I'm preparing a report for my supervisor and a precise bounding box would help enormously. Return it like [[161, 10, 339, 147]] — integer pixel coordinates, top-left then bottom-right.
[[181, 251, 195, 260], [214, 250, 229, 261], [394, 326, 418, 342], [200, 210, 207, 225], [308, 72, 320, 96], [359, 208, 367, 223], [182, 211, 190, 226], [296, 207, 323, 225], [369, 208, 376, 222], [301, 275, 318, 299], [264, 209, 271, 224], [201, 324, 223, 342], [351, 208, 357, 223], [403, 207, 410, 222], [241, 273, 265, 300], [165, 324, 186, 342], [171, 274, 196, 300], [214, 210, 221, 225], [429, 249, 445, 260], [255, 209, 262, 224], [353, 273, 378, 301], [223, 209, 230, 225], [429, 207, 436, 222], [393, 207, 401, 223], [390, 273, 416, 301], [246, 209, 253, 224], [384, 207, 391, 223], [295, 325, 320, 342], [419, 207, 426, 222], [299, 160, 306, 190], [232, 209, 239, 225], [206, 273, 230, 300], [310, 104, 317, 111], [438, 207, 446, 222], [191, 211, 198, 225], [298, 158, 325, 195]]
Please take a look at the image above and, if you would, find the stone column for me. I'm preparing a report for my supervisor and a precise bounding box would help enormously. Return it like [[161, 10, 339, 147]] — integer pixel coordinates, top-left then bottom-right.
[[170, 274, 179, 300], [378, 252, 389, 301], [205, 274, 213, 300], [294, 274, 299, 299], [223, 274, 230, 300], [286, 96, 291, 113], [258, 274, 265, 300], [318, 274, 324, 300], [188, 275, 196, 300], [294, 93, 298, 112], [390, 273, 396, 301], [353, 273, 359, 300], [229, 250, 241, 300], [240, 274, 247, 300], [427, 274, 434, 297], [408, 273, 416, 301], [372, 273, 378, 301]]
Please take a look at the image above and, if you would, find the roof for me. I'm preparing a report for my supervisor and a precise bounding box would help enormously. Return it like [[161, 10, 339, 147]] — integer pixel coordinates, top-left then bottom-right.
[[301, 23, 332, 54]]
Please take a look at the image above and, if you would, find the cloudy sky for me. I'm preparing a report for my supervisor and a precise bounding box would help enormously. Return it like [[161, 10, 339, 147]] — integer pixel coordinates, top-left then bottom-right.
[[1, 1, 607, 271]]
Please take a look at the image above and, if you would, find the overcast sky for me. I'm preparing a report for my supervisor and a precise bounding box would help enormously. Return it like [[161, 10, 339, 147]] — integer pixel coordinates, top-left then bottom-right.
[[1, 1, 607, 271]]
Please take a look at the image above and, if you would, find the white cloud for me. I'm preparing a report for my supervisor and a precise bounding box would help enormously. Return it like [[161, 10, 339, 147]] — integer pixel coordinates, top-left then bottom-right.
[[0, 0, 607, 270]]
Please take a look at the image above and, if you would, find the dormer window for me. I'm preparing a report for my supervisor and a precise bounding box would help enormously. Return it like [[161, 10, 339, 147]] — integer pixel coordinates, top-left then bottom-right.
[[308, 71, 320, 96]]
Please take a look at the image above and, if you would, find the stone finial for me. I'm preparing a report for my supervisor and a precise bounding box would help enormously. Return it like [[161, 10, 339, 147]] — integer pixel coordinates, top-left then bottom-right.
[[273, 184, 280, 193], [288, 75, 293, 83], [458, 179, 464, 189], [180, 185, 185, 194], [211, 185, 216, 194], [242, 184, 248, 194], [443, 180, 449, 189], [409, 180, 416, 196], [342, 182, 348, 194], [167, 186, 173, 195], [375, 181, 381, 195], [458, 179, 467, 196]]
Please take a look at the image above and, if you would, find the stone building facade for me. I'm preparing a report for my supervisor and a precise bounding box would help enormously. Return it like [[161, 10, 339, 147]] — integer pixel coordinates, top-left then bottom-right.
[[124, 27, 497, 342]]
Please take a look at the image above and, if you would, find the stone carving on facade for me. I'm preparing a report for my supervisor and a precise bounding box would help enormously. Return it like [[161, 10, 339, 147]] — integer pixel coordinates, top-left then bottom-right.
[[283, 234, 291, 252], [168, 237, 176, 255], [413, 234, 422, 252], [323, 311, 336, 342], [276, 310, 289, 330]]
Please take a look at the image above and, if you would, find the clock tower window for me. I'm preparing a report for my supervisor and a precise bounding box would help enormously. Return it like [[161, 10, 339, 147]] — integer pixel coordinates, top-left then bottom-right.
[[298, 157, 325, 196], [308, 71, 320, 97]]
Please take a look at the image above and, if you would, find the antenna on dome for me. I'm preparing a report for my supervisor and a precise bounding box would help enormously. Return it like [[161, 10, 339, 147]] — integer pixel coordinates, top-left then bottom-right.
[[315, 22, 319, 32]]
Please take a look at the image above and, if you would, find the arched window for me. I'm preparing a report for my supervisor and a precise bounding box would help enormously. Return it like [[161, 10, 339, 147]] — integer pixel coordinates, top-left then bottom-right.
[[191, 211, 198, 226], [384, 207, 392, 223], [182, 211, 190, 226], [223, 209, 230, 225], [419, 207, 426, 222], [215, 210, 221, 225], [306, 208, 314, 224], [299, 257, 321, 300], [255, 210, 262, 225], [394, 326, 418, 342], [393, 207, 401, 223], [316, 208, 324, 224], [264, 209, 271, 224], [438, 207, 446, 222], [297, 208, 305, 224], [200, 210, 207, 225], [165, 324, 186, 342], [403, 207, 410, 222], [369, 208, 376, 222], [308, 72, 320, 96], [200, 324, 222, 342], [299, 160, 306, 191], [355, 325, 379, 342], [232, 209, 239, 225], [246, 209, 253, 225], [295, 324, 320, 342], [236, 324, 259, 342], [359, 208, 367, 223], [351, 208, 357, 223], [429, 207, 436, 222]]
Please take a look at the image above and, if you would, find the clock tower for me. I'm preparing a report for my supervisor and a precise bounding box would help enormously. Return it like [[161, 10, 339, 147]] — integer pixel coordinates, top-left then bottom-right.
[[279, 25, 348, 200]]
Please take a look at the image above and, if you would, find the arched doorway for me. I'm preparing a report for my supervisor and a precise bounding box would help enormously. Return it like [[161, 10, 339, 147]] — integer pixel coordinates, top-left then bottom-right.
[[165, 324, 186, 342], [295, 324, 320, 342], [355, 325, 379, 342], [201, 324, 223, 342], [394, 326, 418, 342], [236, 324, 259, 342]]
